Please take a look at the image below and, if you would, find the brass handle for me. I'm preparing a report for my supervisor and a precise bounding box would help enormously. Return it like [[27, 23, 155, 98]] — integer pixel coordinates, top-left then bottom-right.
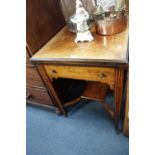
[[51, 70, 57, 74], [99, 73, 106, 79]]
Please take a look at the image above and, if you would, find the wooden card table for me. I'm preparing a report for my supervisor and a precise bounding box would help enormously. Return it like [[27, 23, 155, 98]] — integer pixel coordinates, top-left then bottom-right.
[[31, 26, 129, 131]]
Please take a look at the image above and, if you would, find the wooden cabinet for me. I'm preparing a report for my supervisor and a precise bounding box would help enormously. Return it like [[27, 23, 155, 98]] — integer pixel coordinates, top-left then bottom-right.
[[26, 49, 58, 111], [26, 66, 45, 88], [26, 87, 53, 107], [26, 0, 65, 54]]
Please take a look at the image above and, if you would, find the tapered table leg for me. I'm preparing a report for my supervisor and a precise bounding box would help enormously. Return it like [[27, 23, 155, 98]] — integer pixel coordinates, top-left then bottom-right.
[[114, 68, 124, 132], [123, 71, 129, 136], [36, 64, 67, 116]]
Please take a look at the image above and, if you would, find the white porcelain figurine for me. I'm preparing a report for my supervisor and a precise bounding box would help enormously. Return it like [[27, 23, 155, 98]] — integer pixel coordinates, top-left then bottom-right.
[[71, 0, 94, 43]]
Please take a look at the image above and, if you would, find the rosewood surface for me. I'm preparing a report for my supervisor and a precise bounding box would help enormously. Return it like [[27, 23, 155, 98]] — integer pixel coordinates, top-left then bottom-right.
[[26, 87, 54, 107], [123, 71, 129, 136], [26, 0, 66, 54], [31, 26, 128, 68], [44, 65, 115, 89]]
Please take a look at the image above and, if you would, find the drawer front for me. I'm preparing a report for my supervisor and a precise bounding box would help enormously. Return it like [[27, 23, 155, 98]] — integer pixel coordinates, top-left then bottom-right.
[[26, 87, 54, 107], [26, 66, 45, 88], [44, 65, 115, 89]]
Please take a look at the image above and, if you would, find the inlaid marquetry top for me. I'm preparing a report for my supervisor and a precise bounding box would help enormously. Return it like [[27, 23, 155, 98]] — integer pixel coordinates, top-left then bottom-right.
[[31, 26, 128, 67]]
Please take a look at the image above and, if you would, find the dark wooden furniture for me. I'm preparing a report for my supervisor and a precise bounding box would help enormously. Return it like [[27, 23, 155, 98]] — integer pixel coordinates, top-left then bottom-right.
[[26, 0, 66, 54], [26, 48, 61, 113], [31, 25, 129, 131], [26, 0, 67, 114]]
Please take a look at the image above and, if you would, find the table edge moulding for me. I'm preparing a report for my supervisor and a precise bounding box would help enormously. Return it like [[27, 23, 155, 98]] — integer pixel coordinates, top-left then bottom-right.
[[31, 26, 129, 68]]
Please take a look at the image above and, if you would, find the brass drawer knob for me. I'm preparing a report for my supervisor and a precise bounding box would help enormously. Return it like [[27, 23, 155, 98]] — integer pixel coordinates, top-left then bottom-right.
[[51, 70, 57, 74], [99, 73, 106, 79]]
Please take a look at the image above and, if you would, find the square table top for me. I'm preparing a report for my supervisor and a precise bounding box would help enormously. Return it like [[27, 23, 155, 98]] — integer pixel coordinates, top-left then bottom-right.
[[31, 26, 128, 67]]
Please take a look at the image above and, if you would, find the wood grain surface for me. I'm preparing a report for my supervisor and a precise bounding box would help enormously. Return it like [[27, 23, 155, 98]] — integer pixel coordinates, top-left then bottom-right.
[[82, 82, 109, 101], [123, 71, 129, 136], [26, 66, 45, 88], [114, 68, 124, 131], [44, 65, 115, 89], [26, 87, 54, 106], [31, 26, 128, 67], [26, 0, 65, 54]]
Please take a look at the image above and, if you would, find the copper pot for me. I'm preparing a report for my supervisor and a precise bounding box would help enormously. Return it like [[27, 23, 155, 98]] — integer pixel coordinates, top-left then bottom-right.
[[94, 10, 128, 35]]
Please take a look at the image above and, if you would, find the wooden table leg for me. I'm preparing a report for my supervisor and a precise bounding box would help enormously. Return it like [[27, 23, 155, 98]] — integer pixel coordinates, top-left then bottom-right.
[[36, 64, 67, 116], [114, 68, 124, 132], [123, 71, 129, 136]]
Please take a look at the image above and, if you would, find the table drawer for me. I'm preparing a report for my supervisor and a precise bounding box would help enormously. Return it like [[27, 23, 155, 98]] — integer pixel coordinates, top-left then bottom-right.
[[26, 66, 45, 88], [26, 87, 54, 107], [44, 65, 115, 89]]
